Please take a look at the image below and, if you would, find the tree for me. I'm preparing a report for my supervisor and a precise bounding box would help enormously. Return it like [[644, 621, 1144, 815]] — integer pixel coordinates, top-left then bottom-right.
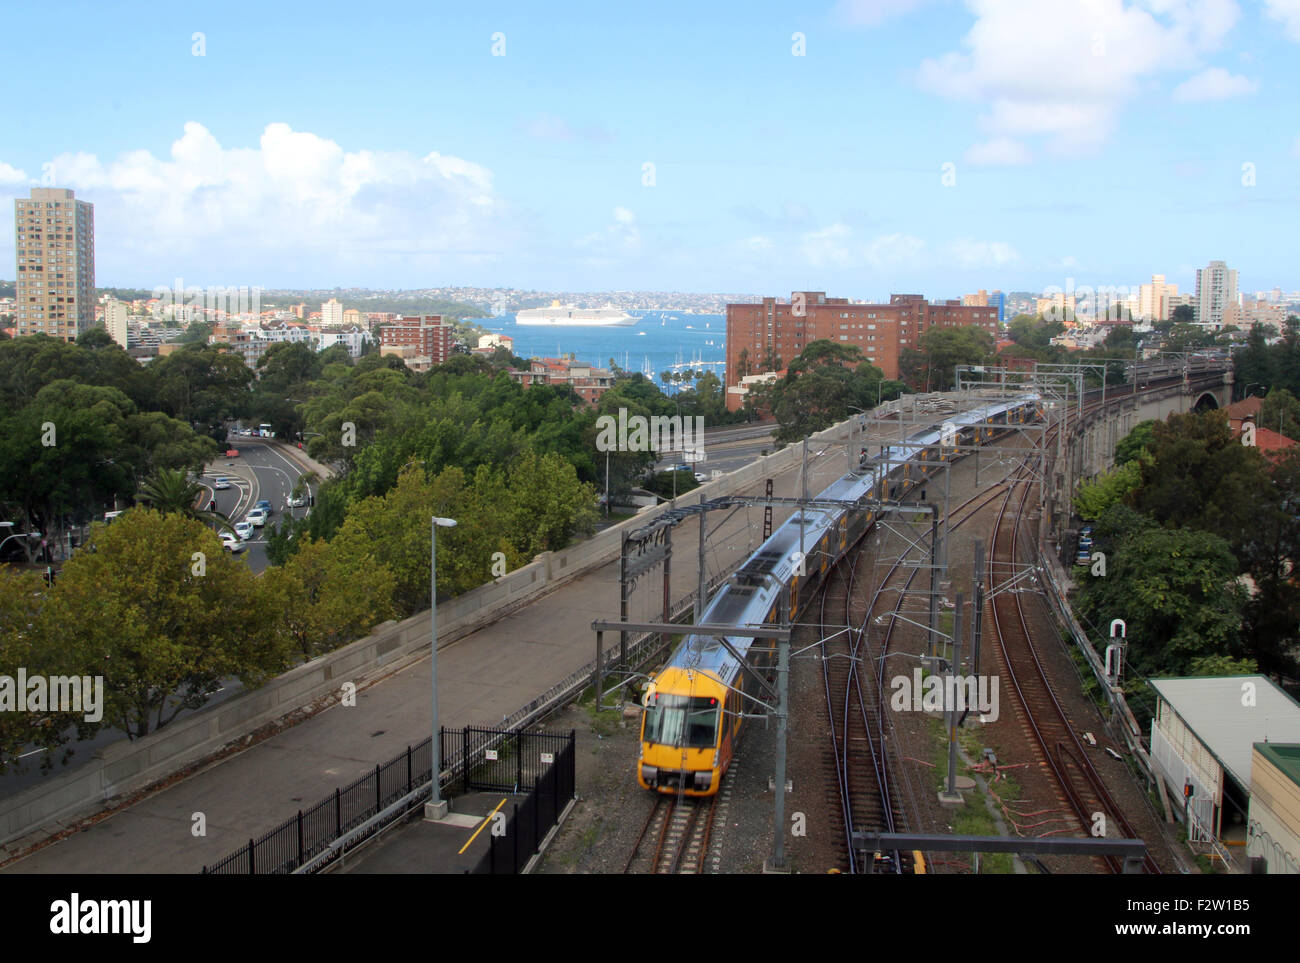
[[1077, 526, 1245, 675], [900, 326, 994, 392], [49, 510, 286, 738], [136, 468, 236, 535], [0, 568, 96, 773], [1073, 460, 1142, 520], [1171, 304, 1195, 324], [1133, 411, 1272, 557], [261, 537, 397, 659], [1260, 387, 1300, 440], [1114, 420, 1157, 465]]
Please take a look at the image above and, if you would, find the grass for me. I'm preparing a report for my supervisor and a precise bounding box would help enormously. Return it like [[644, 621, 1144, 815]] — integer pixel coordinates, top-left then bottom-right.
[[926, 717, 1019, 874]]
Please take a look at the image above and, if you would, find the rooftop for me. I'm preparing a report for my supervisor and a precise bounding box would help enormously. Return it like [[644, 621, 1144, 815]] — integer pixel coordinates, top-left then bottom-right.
[[1254, 742, 1300, 789], [1150, 675, 1300, 788]]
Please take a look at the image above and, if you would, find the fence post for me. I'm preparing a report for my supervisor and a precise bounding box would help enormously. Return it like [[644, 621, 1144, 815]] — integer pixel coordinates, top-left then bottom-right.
[[516, 728, 523, 792], [407, 746, 413, 793], [335, 787, 342, 838], [462, 728, 469, 794], [375, 763, 382, 813], [247, 838, 255, 875], [297, 810, 304, 869]]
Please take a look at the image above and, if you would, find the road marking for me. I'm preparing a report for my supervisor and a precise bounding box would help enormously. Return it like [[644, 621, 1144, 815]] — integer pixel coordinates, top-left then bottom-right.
[[458, 797, 508, 854]]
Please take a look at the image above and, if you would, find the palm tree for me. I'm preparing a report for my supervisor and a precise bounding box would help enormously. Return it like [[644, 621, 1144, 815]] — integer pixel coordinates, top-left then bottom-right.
[[137, 468, 236, 535]]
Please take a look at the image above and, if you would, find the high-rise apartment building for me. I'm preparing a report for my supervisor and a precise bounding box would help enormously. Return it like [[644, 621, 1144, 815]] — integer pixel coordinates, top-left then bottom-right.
[[725, 291, 999, 409], [321, 298, 344, 326], [104, 299, 130, 348], [13, 188, 95, 341], [1195, 260, 1238, 328], [1138, 275, 1179, 322]]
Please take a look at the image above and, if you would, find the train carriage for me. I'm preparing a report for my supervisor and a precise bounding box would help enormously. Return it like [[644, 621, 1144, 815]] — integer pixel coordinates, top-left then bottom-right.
[[636, 394, 1040, 797]]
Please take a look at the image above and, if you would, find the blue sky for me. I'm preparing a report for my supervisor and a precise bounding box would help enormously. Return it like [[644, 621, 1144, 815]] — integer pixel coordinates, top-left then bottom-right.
[[2, 0, 1297, 299]]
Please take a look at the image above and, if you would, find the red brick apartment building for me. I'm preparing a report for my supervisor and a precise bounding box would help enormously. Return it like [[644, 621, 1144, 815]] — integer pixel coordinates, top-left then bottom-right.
[[507, 356, 614, 405], [378, 314, 453, 371], [725, 292, 1000, 410]]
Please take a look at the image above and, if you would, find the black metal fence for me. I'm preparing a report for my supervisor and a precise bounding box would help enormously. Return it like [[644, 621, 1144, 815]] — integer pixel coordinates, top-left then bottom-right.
[[202, 727, 574, 874], [466, 732, 576, 874]]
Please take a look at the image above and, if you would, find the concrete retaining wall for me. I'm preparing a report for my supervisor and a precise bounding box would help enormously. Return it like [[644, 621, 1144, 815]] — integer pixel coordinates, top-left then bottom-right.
[[0, 421, 841, 848]]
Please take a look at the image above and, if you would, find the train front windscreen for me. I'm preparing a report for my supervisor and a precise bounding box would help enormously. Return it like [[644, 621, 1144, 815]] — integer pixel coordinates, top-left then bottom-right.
[[643, 694, 719, 748]]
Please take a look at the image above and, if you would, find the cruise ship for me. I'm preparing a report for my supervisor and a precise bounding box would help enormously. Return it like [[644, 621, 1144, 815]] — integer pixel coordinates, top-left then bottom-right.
[[515, 301, 637, 326]]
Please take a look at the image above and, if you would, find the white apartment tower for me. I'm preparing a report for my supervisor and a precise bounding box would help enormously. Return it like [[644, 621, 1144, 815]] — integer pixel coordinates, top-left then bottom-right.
[[13, 188, 96, 341], [104, 298, 129, 348], [1138, 275, 1179, 322], [321, 298, 344, 325], [1195, 260, 1238, 328]]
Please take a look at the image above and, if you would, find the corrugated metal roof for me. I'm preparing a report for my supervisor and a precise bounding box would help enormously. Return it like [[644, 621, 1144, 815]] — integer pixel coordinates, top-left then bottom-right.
[[1149, 676, 1300, 788]]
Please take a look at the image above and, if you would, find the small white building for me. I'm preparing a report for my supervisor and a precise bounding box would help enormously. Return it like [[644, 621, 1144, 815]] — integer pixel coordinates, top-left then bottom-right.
[[1148, 675, 1300, 866]]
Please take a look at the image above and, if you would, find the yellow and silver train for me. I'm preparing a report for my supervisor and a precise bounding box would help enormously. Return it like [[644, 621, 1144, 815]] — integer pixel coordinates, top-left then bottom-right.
[[636, 395, 1040, 796]]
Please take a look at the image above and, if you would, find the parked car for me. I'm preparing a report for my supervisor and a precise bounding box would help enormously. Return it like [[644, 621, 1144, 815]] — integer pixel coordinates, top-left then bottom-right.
[[214, 477, 231, 490], [234, 521, 254, 540], [220, 531, 245, 553], [256, 499, 273, 515], [694, 472, 708, 483], [246, 508, 268, 527]]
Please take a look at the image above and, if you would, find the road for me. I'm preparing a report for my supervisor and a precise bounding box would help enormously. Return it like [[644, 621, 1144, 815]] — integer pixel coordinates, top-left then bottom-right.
[[197, 436, 314, 574]]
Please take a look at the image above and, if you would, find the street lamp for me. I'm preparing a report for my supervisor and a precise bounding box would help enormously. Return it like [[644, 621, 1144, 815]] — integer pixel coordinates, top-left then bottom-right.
[[426, 515, 458, 820], [0, 523, 42, 560]]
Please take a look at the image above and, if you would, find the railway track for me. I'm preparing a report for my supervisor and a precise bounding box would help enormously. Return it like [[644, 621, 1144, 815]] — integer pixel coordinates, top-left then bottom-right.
[[623, 792, 719, 874], [812, 466, 1026, 873], [987, 463, 1161, 874]]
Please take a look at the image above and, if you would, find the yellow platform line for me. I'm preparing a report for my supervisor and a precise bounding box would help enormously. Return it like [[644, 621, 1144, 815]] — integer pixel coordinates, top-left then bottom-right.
[[459, 797, 508, 855]]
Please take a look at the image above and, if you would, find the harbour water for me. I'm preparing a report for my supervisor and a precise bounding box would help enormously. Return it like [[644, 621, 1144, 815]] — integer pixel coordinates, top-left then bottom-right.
[[477, 310, 726, 395]]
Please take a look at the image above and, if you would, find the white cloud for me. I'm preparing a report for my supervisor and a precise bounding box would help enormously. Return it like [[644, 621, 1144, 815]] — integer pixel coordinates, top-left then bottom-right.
[[964, 138, 1032, 166], [577, 207, 641, 255], [740, 235, 774, 252], [1263, 0, 1300, 41], [0, 162, 27, 184], [798, 224, 929, 270], [946, 238, 1019, 269], [1171, 66, 1256, 101], [32, 122, 508, 283], [919, 0, 1241, 152]]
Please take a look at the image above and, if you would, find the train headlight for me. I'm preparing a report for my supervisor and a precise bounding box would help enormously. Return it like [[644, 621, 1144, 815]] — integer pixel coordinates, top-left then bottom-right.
[[641, 764, 658, 782], [694, 771, 712, 791]]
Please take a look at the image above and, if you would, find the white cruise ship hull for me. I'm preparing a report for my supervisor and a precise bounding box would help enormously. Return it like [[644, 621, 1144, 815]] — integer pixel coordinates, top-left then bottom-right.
[[516, 308, 637, 326]]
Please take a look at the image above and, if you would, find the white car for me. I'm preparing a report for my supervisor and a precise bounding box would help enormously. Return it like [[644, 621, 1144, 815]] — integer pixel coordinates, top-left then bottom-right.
[[694, 472, 708, 483], [214, 477, 231, 490], [287, 493, 305, 508], [246, 508, 268, 527], [219, 531, 245, 553], [234, 521, 254, 540]]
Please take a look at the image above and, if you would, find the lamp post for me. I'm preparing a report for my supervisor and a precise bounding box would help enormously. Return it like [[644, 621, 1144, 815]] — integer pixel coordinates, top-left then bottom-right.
[[0, 524, 41, 560], [425, 515, 458, 821]]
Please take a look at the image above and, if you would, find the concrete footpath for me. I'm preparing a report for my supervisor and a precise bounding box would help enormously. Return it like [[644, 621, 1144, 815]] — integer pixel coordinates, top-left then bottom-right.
[[2, 446, 853, 873]]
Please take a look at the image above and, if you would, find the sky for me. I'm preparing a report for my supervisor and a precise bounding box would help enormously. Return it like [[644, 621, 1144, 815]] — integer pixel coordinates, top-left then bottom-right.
[[1, 0, 1298, 300]]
